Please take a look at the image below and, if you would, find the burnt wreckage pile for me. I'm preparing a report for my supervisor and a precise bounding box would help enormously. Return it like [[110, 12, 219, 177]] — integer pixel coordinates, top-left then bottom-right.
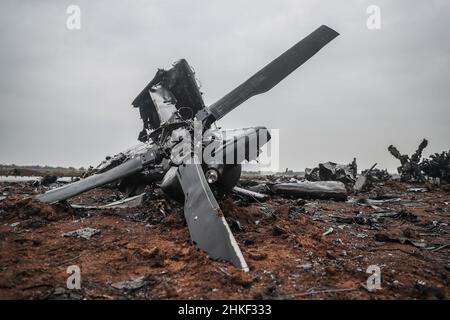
[[389, 139, 450, 183], [304, 159, 386, 193], [421, 150, 450, 182], [31, 23, 450, 272], [302, 139, 450, 192], [305, 159, 358, 187], [389, 139, 429, 182], [37, 25, 340, 270], [11, 22, 449, 280]]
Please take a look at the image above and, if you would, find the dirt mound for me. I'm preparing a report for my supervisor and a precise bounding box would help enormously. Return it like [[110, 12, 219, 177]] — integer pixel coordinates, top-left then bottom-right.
[[1, 196, 75, 223]]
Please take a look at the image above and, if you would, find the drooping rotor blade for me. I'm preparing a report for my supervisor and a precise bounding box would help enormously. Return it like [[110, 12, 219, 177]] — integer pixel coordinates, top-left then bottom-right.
[[38, 148, 159, 203], [176, 159, 249, 271], [216, 126, 271, 164], [204, 25, 339, 123]]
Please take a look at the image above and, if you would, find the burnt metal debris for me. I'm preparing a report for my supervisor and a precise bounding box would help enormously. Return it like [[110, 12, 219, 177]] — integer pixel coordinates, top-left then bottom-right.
[[353, 163, 377, 193], [353, 164, 392, 193], [362, 167, 391, 182], [421, 150, 450, 183], [37, 25, 340, 270], [305, 160, 357, 188], [388, 139, 450, 183], [388, 139, 428, 182], [304, 159, 393, 193], [270, 181, 347, 201], [236, 179, 348, 201]]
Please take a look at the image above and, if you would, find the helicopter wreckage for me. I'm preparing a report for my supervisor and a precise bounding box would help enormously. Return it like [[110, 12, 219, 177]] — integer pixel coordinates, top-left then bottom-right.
[[38, 25, 340, 271]]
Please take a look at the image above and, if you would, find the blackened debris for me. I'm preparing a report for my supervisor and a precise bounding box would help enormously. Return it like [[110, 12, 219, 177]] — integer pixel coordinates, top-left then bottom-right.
[[305, 161, 357, 188], [388, 139, 428, 182], [421, 150, 450, 183]]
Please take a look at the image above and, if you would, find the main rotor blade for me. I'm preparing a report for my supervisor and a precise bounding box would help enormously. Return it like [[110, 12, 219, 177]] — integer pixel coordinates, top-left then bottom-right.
[[177, 160, 249, 271], [207, 25, 339, 121], [218, 126, 271, 164], [38, 148, 158, 203]]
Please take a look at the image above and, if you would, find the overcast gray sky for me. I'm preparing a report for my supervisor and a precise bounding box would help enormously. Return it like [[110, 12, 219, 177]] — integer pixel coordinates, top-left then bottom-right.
[[0, 0, 449, 172]]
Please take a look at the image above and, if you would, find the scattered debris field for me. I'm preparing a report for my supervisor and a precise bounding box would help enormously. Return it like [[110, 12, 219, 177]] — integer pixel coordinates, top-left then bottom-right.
[[0, 177, 449, 300]]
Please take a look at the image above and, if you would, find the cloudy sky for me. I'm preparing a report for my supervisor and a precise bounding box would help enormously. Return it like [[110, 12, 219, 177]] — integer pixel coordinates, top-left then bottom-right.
[[0, 0, 449, 172]]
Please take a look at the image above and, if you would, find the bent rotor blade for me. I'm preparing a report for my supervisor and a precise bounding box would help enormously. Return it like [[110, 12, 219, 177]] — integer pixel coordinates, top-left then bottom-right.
[[215, 126, 271, 164], [38, 148, 158, 203], [206, 25, 339, 121], [177, 161, 249, 271]]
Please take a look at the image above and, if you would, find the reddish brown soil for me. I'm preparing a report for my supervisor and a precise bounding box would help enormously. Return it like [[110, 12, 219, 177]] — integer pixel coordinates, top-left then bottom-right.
[[0, 180, 449, 300]]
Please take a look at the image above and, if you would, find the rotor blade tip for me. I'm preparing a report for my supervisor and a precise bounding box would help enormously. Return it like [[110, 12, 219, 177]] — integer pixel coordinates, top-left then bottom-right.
[[320, 24, 340, 37]]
